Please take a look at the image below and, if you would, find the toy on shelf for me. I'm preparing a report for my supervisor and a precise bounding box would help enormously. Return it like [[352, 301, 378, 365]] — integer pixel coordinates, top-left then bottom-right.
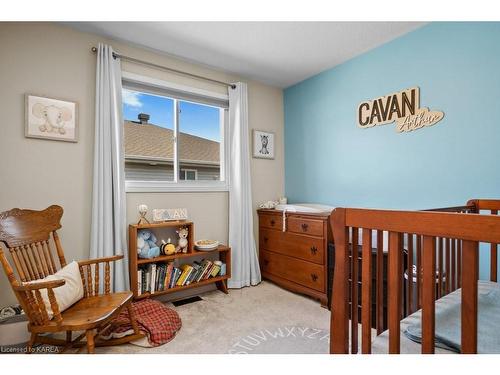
[[137, 230, 160, 259], [160, 238, 176, 255], [176, 226, 189, 253]]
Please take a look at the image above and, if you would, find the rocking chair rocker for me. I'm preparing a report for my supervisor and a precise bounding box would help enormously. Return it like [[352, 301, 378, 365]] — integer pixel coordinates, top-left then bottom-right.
[[0, 205, 144, 353]]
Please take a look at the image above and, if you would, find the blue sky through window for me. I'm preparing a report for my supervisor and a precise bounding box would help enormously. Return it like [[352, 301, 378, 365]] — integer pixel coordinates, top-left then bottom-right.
[[122, 89, 220, 142]]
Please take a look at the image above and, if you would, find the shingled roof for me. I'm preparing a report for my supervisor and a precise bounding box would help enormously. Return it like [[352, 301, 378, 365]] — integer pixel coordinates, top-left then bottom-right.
[[124, 121, 220, 165]]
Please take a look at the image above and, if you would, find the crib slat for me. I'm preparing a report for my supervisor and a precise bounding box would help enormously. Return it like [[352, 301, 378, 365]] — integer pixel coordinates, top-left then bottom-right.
[[451, 239, 456, 291], [491, 210, 498, 282], [407, 234, 414, 315], [492, 243, 498, 283], [351, 227, 359, 354], [438, 238, 443, 298], [388, 231, 402, 354], [457, 240, 462, 288], [376, 230, 384, 334], [361, 228, 372, 354], [461, 240, 478, 354], [446, 238, 451, 294], [422, 235, 436, 354], [399, 233, 404, 320], [416, 235, 422, 309]]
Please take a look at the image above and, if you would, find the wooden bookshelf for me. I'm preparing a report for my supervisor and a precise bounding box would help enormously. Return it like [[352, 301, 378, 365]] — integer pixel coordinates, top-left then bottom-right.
[[129, 221, 231, 299]]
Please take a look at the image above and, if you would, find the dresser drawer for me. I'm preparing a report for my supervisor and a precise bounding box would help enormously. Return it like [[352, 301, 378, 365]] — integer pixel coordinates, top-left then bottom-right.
[[260, 250, 325, 292], [260, 228, 324, 265], [287, 216, 324, 237], [259, 214, 282, 230]]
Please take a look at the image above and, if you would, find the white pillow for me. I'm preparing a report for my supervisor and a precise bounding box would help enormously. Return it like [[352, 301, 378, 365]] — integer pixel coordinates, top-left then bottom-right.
[[25, 261, 84, 320]]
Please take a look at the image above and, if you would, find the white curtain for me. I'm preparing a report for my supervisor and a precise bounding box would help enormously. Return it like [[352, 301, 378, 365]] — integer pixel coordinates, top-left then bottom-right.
[[228, 82, 261, 288], [90, 44, 128, 292]]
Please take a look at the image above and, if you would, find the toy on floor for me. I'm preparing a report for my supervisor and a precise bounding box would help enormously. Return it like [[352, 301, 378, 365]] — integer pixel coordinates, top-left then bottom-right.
[[137, 230, 160, 259], [176, 227, 189, 253]]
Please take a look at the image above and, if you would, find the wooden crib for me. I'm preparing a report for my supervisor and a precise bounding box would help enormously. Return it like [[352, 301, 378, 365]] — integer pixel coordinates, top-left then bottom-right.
[[329, 199, 500, 354]]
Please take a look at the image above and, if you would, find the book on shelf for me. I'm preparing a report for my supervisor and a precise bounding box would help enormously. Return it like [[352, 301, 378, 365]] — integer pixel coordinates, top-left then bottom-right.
[[187, 264, 199, 284], [145, 267, 151, 293], [197, 259, 211, 282], [177, 264, 192, 286], [149, 263, 157, 294], [137, 270, 142, 296], [191, 262, 202, 283], [210, 264, 221, 278], [164, 262, 174, 290], [136, 259, 225, 295], [170, 267, 181, 289], [156, 264, 165, 292]]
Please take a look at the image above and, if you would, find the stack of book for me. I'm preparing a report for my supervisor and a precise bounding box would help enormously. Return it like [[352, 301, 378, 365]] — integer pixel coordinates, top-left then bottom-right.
[[137, 259, 225, 296]]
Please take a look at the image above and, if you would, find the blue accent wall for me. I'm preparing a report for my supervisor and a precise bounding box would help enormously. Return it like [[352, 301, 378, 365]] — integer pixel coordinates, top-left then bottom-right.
[[284, 22, 500, 277]]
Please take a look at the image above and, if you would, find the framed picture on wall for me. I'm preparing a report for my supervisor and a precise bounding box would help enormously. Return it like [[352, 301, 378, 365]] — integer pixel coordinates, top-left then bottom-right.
[[25, 94, 78, 142], [253, 130, 275, 159]]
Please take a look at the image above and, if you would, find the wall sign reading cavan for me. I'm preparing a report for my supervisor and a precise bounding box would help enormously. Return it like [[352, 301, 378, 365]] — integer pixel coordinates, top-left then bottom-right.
[[357, 87, 444, 133]]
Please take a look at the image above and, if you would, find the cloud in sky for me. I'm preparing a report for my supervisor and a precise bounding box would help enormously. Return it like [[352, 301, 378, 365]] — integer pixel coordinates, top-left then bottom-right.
[[122, 89, 143, 108]]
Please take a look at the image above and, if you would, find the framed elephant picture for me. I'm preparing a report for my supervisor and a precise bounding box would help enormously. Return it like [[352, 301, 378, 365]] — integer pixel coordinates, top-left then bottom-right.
[[253, 129, 275, 159], [25, 94, 78, 142]]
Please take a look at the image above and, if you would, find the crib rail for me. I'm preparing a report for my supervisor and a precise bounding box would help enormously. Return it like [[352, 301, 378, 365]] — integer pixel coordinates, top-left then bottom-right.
[[330, 206, 500, 354]]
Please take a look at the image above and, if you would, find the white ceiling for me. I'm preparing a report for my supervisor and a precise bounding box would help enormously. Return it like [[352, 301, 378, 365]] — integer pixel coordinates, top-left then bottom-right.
[[67, 22, 426, 88]]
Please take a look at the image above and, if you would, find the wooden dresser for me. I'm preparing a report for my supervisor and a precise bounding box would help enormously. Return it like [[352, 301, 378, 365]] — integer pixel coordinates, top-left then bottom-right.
[[257, 209, 332, 306]]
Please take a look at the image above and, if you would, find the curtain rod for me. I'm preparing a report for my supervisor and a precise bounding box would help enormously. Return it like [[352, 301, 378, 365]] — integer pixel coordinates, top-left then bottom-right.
[[91, 47, 236, 90]]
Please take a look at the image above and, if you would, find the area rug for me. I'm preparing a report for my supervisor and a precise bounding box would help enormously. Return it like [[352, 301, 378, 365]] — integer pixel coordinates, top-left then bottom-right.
[[98, 281, 331, 354], [227, 326, 329, 354]]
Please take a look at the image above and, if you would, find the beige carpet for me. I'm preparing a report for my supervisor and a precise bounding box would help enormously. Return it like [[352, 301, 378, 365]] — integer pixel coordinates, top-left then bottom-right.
[[98, 281, 331, 354]]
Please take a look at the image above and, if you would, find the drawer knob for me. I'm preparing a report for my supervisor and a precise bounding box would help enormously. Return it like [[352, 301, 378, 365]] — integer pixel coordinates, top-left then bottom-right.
[[310, 246, 317, 255], [263, 237, 269, 243], [301, 223, 309, 231], [311, 273, 318, 282], [270, 219, 276, 226], [263, 259, 269, 266]]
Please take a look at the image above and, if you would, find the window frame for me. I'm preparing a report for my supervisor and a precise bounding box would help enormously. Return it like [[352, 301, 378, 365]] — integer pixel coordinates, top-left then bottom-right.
[[122, 72, 230, 193]]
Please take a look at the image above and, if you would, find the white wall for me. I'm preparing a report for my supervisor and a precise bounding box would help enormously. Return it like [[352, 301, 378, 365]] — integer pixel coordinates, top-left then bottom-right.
[[0, 22, 284, 306]]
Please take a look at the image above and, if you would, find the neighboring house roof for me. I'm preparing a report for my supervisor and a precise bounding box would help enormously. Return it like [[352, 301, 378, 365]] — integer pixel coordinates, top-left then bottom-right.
[[124, 121, 220, 165]]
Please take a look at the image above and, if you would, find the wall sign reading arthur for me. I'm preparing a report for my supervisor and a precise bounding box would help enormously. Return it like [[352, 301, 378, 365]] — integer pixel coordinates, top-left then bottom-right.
[[357, 87, 444, 133]]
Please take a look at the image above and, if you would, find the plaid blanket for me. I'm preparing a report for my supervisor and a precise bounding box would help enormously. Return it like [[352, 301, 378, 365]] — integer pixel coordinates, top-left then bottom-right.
[[101, 299, 182, 347]]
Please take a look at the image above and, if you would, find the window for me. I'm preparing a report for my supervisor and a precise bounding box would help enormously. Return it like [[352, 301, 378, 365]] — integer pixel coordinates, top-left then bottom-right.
[[122, 73, 229, 192], [180, 169, 197, 181]]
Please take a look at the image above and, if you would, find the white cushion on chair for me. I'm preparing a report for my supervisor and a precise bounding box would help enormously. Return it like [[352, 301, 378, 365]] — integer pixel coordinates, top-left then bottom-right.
[[26, 261, 84, 319]]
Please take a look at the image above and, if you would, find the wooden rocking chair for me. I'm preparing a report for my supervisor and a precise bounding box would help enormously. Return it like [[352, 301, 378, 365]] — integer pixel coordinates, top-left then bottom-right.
[[0, 205, 144, 353]]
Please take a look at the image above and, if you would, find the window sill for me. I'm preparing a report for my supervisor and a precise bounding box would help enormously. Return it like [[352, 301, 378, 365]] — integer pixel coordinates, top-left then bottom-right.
[[125, 180, 230, 193]]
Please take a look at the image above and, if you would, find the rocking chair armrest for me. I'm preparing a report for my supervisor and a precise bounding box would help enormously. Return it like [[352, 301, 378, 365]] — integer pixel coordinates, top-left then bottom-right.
[[15, 280, 64, 324], [14, 279, 66, 292], [78, 254, 124, 266]]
